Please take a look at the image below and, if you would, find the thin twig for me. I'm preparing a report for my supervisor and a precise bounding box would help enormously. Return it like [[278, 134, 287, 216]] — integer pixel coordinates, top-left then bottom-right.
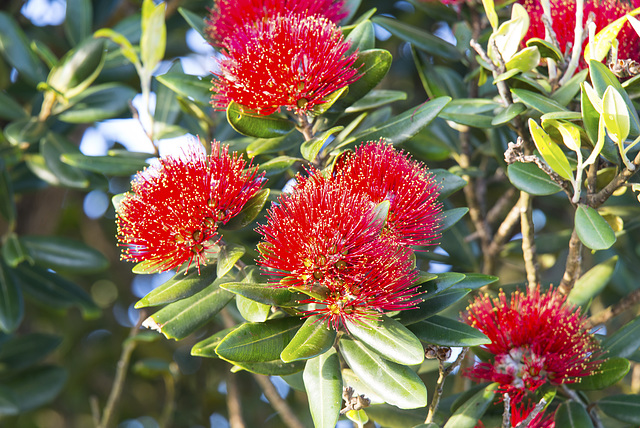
[[559, 0, 584, 85], [159, 373, 176, 428], [558, 229, 583, 295], [514, 397, 547, 428], [501, 393, 511, 428], [226, 371, 246, 428], [425, 348, 469, 424], [588, 288, 640, 327], [520, 191, 539, 289], [587, 150, 640, 207], [251, 374, 306, 428], [486, 193, 524, 259]]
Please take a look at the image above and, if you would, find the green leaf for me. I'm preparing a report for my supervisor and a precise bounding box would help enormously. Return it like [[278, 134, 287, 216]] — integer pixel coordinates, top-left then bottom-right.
[[40, 133, 89, 189], [345, 89, 407, 113], [491, 102, 526, 126], [441, 207, 468, 232], [344, 96, 451, 147], [365, 404, 427, 428], [57, 83, 136, 123], [281, 316, 336, 363], [0, 90, 27, 121], [221, 282, 302, 307], [574, 205, 616, 251], [450, 274, 499, 290], [191, 327, 235, 358], [303, 348, 342, 428], [552, 69, 589, 106], [312, 86, 350, 116], [60, 153, 148, 176], [507, 162, 562, 195], [246, 131, 302, 157], [143, 278, 234, 340], [133, 358, 172, 378], [0, 333, 62, 373], [217, 243, 245, 278], [152, 62, 182, 139], [14, 264, 99, 317], [430, 272, 467, 292], [135, 264, 218, 308], [346, 315, 424, 365], [603, 316, 640, 358], [394, 288, 470, 325], [221, 188, 270, 230], [215, 317, 302, 362], [602, 86, 630, 144], [178, 8, 206, 39], [5, 117, 47, 147], [440, 99, 499, 128], [259, 156, 301, 177], [300, 126, 343, 162], [64, 0, 92, 46], [339, 337, 427, 409], [3, 365, 67, 412], [372, 16, 461, 60], [0, 167, 16, 224], [2, 233, 29, 268], [529, 119, 573, 181], [0, 387, 18, 416], [227, 102, 295, 138], [430, 169, 467, 199], [505, 46, 541, 73], [345, 19, 375, 54], [94, 28, 139, 67], [568, 256, 618, 306], [571, 357, 630, 390], [512, 88, 570, 114], [598, 394, 640, 424], [442, 382, 499, 428], [345, 409, 368, 426], [0, 12, 47, 85], [47, 37, 105, 98], [408, 315, 490, 347], [140, 0, 166, 72], [236, 294, 270, 322], [229, 359, 305, 376], [0, 261, 23, 333], [554, 401, 594, 428], [156, 72, 212, 105], [20, 235, 108, 273], [525, 38, 563, 62]]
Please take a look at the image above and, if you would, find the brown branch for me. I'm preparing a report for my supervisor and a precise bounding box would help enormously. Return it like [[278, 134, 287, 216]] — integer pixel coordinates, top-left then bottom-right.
[[514, 397, 547, 428], [588, 288, 640, 327], [226, 372, 246, 428], [251, 374, 305, 428], [558, 229, 583, 295], [587, 150, 640, 208], [425, 348, 468, 424], [520, 192, 539, 289], [486, 193, 524, 261]]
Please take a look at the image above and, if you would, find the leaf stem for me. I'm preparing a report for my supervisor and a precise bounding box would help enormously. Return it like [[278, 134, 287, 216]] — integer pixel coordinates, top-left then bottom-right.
[[425, 347, 468, 424]]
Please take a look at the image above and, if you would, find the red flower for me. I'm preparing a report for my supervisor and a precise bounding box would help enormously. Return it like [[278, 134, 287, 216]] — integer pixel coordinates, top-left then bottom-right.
[[332, 140, 443, 249], [205, 0, 347, 47], [116, 142, 265, 273], [462, 286, 602, 402], [256, 172, 419, 330], [520, 0, 640, 68], [510, 401, 555, 428], [211, 13, 361, 115]]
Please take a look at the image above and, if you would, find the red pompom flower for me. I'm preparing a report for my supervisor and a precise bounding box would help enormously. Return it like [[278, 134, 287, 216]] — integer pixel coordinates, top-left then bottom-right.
[[333, 140, 443, 249], [211, 13, 361, 115], [462, 286, 602, 402], [205, 0, 346, 47], [116, 142, 265, 273], [256, 172, 419, 330]]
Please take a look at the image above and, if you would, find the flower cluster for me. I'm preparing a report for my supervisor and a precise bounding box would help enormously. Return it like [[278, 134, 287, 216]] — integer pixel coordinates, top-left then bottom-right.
[[520, 0, 640, 68], [257, 140, 442, 329], [206, 0, 361, 115], [116, 142, 265, 273], [462, 286, 602, 402]]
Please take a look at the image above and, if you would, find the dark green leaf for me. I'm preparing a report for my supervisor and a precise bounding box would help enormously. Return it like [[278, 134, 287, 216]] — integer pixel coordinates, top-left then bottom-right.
[[394, 288, 471, 326], [0, 333, 62, 373], [133, 358, 172, 378], [507, 162, 562, 195], [156, 72, 211, 105], [215, 317, 302, 362], [246, 131, 302, 157], [491, 102, 526, 126], [60, 152, 148, 176], [152, 62, 182, 139], [603, 316, 640, 358], [450, 273, 498, 290], [568, 256, 617, 306], [442, 383, 498, 428], [191, 327, 235, 358], [222, 188, 270, 230], [20, 235, 109, 273], [431, 169, 467, 199], [339, 337, 427, 409], [346, 315, 424, 365], [0, 91, 27, 120], [281, 316, 336, 363], [3, 366, 67, 412], [598, 394, 640, 424], [571, 357, 630, 390], [48, 38, 105, 98], [0, 386, 18, 416], [345, 20, 375, 54], [554, 401, 593, 428], [220, 282, 302, 307], [365, 404, 427, 428], [574, 205, 616, 250], [5, 117, 48, 147], [0, 261, 23, 333], [511, 88, 570, 114], [64, 0, 92, 45], [301, 126, 343, 162], [552, 69, 588, 106], [57, 83, 136, 123], [1, 233, 29, 268], [40, 133, 89, 189], [227, 102, 295, 138], [408, 315, 490, 347], [440, 99, 500, 128], [178, 8, 206, 39], [135, 264, 218, 308], [229, 358, 304, 376], [0, 12, 47, 85], [259, 156, 301, 177], [303, 348, 342, 428], [441, 207, 468, 232], [217, 243, 245, 278], [372, 16, 461, 60], [345, 89, 407, 113]]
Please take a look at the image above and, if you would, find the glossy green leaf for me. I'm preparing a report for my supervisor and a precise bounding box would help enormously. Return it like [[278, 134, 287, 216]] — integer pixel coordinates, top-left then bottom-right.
[[215, 317, 302, 362], [429, 272, 467, 292], [568, 256, 618, 306], [574, 205, 616, 250], [143, 278, 234, 340], [529, 119, 573, 180], [512, 88, 570, 114], [507, 162, 562, 195], [505, 46, 540, 73], [395, 288, 470, 326], [0, 261, 23, 333], [64, 0, 92, 45], [581, 83, 619, 164], [236, 294, 270, 323], [408, 315, 490, 347], [57, 83, 136, 123], [0, 333, 62, 373], [345, 19, 374, 55], [552, 69, 588, 106], [571, 357, 630, 390], [450, 274, 499, 290], [603, 316, 640, 358], [442, 382, 498, 428], [40, 133, 89, 188], [259, 156, 301, 177], [246, 131, 302, 157], [554, 401, 593, 428], [94, 28, 139, 67], [20, 235, 108, 273], [440, 99, 498, 128], [3, 365, 67, 412], [135, 264, 218, 308], [346, 315, 424, 365], [156, 72, 211, 105], [602, 86, 630, 144], [491, 102, 526, 126], [303, 348, 342, 428], [372, 16, 461, 60], [152, 62, 182, 139], [217, 243, 245, 278], [301, 126, 343, 162], [365, 404, 427, 428], [339, 337, 428, 409], [345, 89, 407, 113], [221, 188, 270, 230], [440, 207, 468, 232], [0, 167, 16, 224], [0, 91, 27, 121], [190, 327, 235, 358], [5, 117, 48, 147], [0, 12, 47, 85], [1, 233, 29, 268], [47, 37, 105, 98], [227, 102, 295, 138], [598, 394, 640, 424], [526, 37, 563, 62], [60, 152, 148, 176], [222, 282, 302, 307], [229, 359, 305, 376], [140, 0, 166, 71], [14, 264, 99, 317], [281, 316, 336, 363], [178, 8, 206, 39], [312, 87, 349, 116]]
